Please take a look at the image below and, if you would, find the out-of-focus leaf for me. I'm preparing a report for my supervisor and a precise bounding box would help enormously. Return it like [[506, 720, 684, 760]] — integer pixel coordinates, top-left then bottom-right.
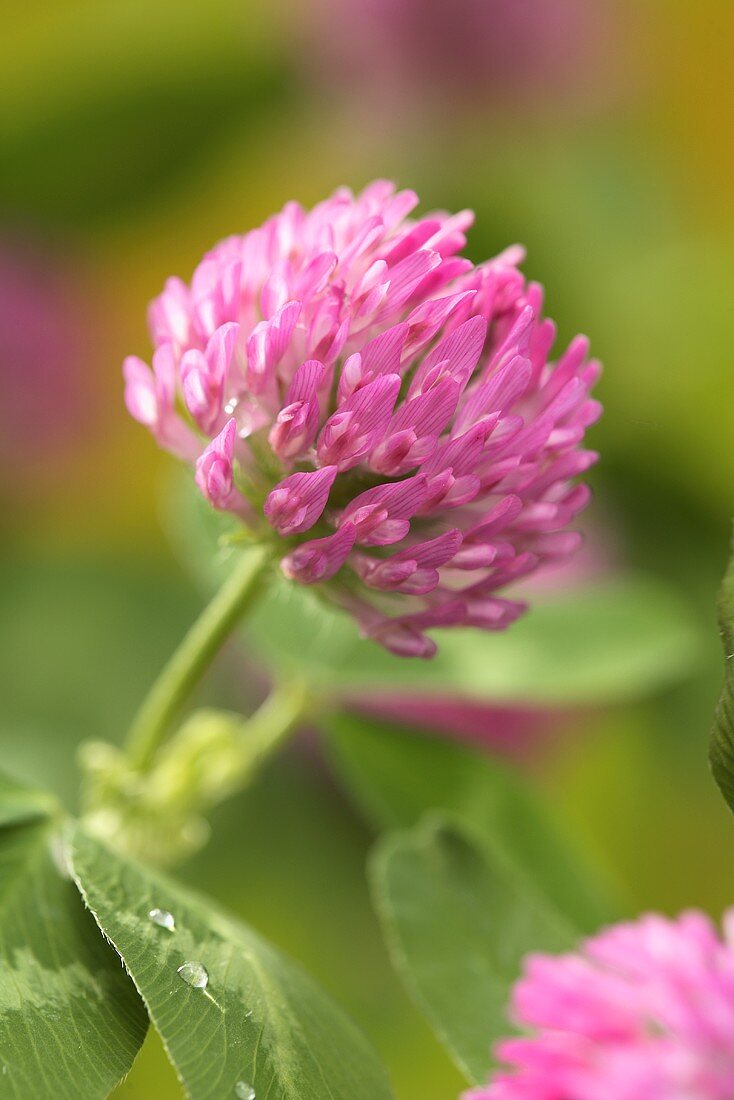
[[0, 3, 293, 225], [69, 827, 395, 1100], [168, 474, 702, 705], [0, 779, 148, 1099], [325, 712, 616, 933], [0, 70, 292, 227], [370, 815, 577, 1084], [0, 767, 57, 828], [0, 554, 199, 801], [246, 573, 699, 704], [710, 528, 734, 812]]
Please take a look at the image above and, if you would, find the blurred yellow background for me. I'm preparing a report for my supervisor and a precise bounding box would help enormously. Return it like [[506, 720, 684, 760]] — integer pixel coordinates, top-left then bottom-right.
[[1, 2, 733, 1097]]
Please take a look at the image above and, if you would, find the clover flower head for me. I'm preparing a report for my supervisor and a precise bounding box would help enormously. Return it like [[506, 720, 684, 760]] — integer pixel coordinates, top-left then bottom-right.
[[124, 181, 600, 657], [467, 910, 734, 1100]]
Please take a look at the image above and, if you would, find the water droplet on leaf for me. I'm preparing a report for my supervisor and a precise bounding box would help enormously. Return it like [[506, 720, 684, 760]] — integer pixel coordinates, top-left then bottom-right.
[[177, 961, 208, 989], [149, 908, 175, 931], [234, 1084, 256, 1100]]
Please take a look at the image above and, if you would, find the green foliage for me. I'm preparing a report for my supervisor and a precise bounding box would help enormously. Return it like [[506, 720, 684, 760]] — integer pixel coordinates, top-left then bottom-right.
[[69, 827, 395, 1100], [710, 529, 734, 813], [0, 771, 56, 829], [324, 717, 614, 1083], [169, 474, 702, 705], [0, 556, 200, 802], [370, 815, 577, 1085], [0, 773, 148, 1099], [1, 765, 399, 1099], [325, 711, 617, 933], [247, 571, 699, 705]]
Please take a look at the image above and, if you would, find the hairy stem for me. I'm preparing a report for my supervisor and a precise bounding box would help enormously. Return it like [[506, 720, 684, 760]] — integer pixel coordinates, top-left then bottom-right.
[[125, 548, 269, 770]]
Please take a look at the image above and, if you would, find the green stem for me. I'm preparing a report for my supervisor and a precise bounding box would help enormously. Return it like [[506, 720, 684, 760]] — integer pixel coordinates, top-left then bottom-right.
[[234, 680, 314, 782], [174, 681, 316, 808], [126, 548, 269, 770]]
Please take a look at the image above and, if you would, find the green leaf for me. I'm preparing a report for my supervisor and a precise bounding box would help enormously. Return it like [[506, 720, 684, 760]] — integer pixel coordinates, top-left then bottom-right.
[[325, 711, 616, 933], [0, 768, 58, 828], [711, 528, 734, 812], [0, 800, 148, 1098], [69, 827, 395, 1100], [168, 473, 701, 705], [370, 815, 577, 1085], [249, 573, 699, 705]]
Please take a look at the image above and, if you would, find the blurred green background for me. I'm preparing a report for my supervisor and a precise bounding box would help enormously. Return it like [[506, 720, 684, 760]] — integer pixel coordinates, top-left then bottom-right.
[[1, 2, 733, 1097]]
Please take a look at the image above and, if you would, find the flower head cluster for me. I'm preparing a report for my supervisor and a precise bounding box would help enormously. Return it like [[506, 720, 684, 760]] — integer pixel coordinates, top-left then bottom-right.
[[125, 181, 600, 657], [468, 910, 734, 1100]]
